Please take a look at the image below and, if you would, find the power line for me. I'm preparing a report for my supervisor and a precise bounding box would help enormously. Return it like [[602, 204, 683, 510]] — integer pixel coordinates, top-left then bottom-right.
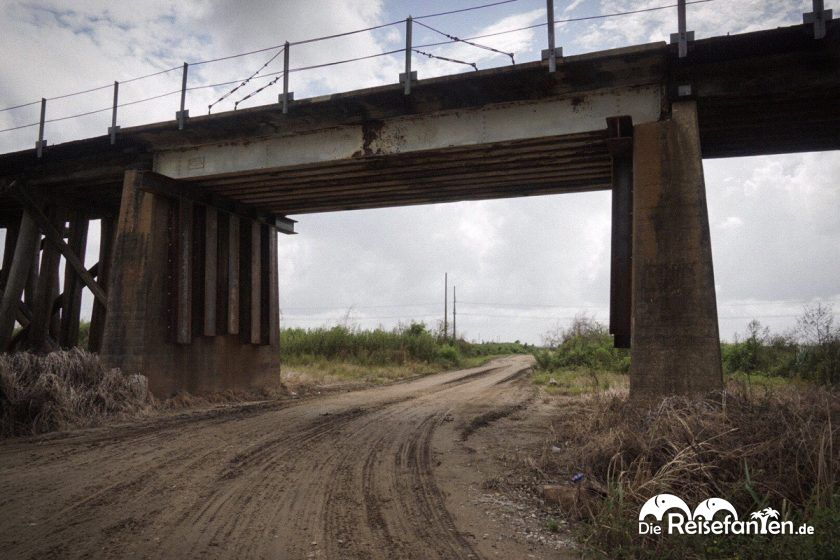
[[414, 49, 478, 71], [234, 73, 285, 110], [0, 0, 721, 128], [414, 0, 719, 50], [414, 19, 515, 64], [0, 65, 182, 113], [415, 0, 522, 20], [282, 303, 438, 311], [290, 20, 403, 47], [211, 46, 285, 113]]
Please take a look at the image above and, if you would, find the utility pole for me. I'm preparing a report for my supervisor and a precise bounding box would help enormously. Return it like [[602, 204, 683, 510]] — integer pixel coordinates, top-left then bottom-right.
[[443, 272, 448, 340], [453, 285, 457, 341]]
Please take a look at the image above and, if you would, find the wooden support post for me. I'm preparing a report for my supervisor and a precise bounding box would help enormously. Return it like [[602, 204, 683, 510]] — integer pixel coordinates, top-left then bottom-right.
[[0, 218, 21, 291], [176, 199, 193, 344], [29, 208, 63, 352], [0, 212, 40, 350], [7, 182, 106, 306], [268, 228, 279, 346], [607, 116, 634, 349], [228, 215, 240, 335], [259, 225, 270, 345], [24, 237, 40, 311], [250, 220, 262, 345], [191, 206, 205, 338], [203, 207, 218, 336], [88, 217, 114, 352], [59, 213, 89, 348], [216, 213, 229, 335]]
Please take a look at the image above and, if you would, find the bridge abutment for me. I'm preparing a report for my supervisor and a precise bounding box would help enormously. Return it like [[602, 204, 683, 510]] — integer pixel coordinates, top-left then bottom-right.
[[100, 170, 280, 396], [629, 101, 723, 397]]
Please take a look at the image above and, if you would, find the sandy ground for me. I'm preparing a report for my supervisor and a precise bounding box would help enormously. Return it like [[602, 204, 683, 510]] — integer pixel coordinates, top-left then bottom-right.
[[0, 356, 575, 559]]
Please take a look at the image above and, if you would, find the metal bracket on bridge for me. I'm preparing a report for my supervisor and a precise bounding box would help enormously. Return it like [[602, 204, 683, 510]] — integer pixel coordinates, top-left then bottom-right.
[[541, 47, 563, 65], [399, 71, 417, 88], [274, 216, 297, 235], [804, 0, 833, 39], [669, 0, 694, 58], [278, 91, 294, 112]]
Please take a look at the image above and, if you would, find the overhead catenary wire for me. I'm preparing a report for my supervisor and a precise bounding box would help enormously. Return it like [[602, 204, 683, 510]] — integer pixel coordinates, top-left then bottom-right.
[[0, 0, 721, 128], [234, 72, 285, 109], [0, 65, 182, 113], [413, 49, 478, 71], [414, 19, 515, 64], [414, 0, 718, 50], [415, 0, 522, 20], [210, 46, 285, 114]]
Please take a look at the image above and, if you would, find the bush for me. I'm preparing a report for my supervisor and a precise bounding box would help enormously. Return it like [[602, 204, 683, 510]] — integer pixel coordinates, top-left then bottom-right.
[[540, 383, 840, 558], [0, 349, 152, 437], [281, 322, 458, 367], [723, 304, 840, 385], [534, 314, 629, 374]]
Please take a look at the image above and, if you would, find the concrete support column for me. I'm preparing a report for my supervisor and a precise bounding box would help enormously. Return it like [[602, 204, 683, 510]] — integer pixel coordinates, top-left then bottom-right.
[[630, 101, 722, 397], [101, 170, 280, 396]]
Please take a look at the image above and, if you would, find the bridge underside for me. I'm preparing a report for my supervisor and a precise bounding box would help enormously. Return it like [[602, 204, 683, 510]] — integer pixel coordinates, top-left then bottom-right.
[[183, 131, 613, 214], [0, 21, 837, 397]]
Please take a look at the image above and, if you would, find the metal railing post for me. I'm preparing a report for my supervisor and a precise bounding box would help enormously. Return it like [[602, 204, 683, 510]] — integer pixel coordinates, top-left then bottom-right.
[[546, 0, 556, 73], [36, 98, 47, 158], [282, 41, 292, 114], [804, 0, 833, 39], [108, 81, 120, 145], [401, 16, 416, 95], [176, 62, 189, 129], [670, 0, 694, 58]]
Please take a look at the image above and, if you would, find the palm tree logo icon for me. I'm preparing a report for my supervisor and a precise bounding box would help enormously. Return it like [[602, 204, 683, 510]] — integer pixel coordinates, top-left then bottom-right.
[[750, 507, 780, 533]]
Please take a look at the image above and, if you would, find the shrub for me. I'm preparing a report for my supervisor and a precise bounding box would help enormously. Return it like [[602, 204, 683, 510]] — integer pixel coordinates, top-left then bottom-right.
[[723, 304, 840, 385], [0, 349, 152, 437], [540, 383, 840, 558], [534, 314, 629, 374]]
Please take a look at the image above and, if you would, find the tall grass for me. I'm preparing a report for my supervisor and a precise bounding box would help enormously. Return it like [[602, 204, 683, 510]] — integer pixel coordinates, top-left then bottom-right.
[[281, 322, 530, 369], [0, 349, 152, 437], [539, 384, 839, 559]]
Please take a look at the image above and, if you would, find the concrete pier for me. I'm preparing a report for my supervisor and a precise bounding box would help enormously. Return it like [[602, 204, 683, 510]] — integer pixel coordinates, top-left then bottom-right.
[[629, 101, 723, 396]]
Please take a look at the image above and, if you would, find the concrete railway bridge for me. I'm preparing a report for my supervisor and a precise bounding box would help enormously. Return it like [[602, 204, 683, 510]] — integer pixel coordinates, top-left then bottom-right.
[[0, 19, 838, 397]]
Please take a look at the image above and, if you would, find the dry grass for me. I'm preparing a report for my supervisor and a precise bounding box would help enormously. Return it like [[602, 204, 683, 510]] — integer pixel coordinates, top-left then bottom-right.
[[537, 381, 840, 558], [0, 349, 153, 437]]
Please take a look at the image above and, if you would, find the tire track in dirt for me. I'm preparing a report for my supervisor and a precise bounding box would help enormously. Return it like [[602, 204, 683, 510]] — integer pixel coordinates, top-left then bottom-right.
[[0, 356, 538, 559]]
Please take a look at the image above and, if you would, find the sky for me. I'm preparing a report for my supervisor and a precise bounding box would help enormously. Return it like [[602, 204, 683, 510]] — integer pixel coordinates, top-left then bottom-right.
[[0, 0, 838, 344]]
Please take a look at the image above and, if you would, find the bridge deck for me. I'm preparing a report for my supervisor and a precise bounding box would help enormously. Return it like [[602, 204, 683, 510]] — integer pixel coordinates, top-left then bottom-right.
[[0, 21, 837, 224]]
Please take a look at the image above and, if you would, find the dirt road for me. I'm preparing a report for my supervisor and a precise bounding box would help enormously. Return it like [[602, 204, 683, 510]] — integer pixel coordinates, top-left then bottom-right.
[[0, 356, 571, 559]]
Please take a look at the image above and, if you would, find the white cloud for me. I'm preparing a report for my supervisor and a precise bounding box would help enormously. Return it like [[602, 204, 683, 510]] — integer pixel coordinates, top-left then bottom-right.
[[1, 0, 838, 344]]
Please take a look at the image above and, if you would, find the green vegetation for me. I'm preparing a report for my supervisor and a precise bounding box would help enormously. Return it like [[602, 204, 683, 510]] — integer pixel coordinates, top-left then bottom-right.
[[530, 304, 840, 559], [532, 314, 630, 373], [530, 314, 629, 395], [722, 304, 840, 386], [280, 322, 530, 385]]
